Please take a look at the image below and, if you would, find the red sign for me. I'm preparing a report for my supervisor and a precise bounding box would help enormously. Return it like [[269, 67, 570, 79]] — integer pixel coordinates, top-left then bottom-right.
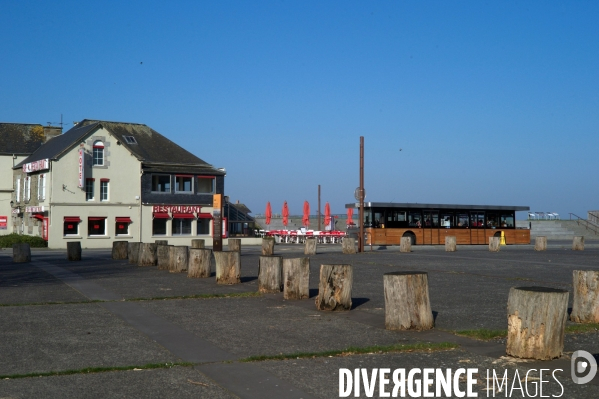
[[0, 216, 7, 230], [42, 218, 48, 241], [23, 159, 49, 173], [152, 205, 202, 214], [78, 147, 84, 188]]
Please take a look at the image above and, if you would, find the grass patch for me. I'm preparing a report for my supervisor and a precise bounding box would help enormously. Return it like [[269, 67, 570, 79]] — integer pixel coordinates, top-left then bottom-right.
[[0, 362, 193, 380], [566, 323, 599, 334], [0, 299, 104, 307], [0, 233, 47, 248], [240, 342, 458, 362], [126, 291, 262, 302], [454, 329, 507, 341]]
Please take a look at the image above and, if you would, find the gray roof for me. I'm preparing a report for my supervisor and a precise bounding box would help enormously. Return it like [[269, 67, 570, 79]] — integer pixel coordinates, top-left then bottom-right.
[[0, 123, 46, 155], [345, 202, 530, 211], [14, 119, 223, 175]]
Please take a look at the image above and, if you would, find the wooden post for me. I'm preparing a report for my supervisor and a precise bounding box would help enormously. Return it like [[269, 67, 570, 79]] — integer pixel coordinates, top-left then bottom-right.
[[304, 237, 317, 255], [400, 237, 411, 253], [155, 240, 168, 246], [258, 255, 283, 293], [128, 242, 141, 264], [12, 243, 31, 263], [283, 257, 310, 300], [534, 236, 547, 251], [315, 264, 352, 311], [169, 246, 188, 273], [156, 244, 172, 270], [342, 237, 356, 254], [228, 238, 241, 252], [188, 248, 212, 278], [445, 236, 456, 252], [261, 237, 275, 256], [191, 239, 205, 249], [571, 270, 599, 323], [384, 271, 434, 331], [573, 236, 584, 251], [112, 241, 128, 260], [489, 237, 500, 252], [214, 251, 241, 284], [506, 286, 569, 360], [67, 241, 82, 261], [138, 243, 157, 266]]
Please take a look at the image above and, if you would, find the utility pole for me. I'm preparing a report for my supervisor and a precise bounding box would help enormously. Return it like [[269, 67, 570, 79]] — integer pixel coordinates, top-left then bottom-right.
[[318, 185, 321, 231], [359, 136, 364, 253]]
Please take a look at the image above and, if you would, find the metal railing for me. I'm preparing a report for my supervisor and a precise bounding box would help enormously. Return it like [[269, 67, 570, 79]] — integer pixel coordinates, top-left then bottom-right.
[[569, 213, 599, 235], [589, 211, 599, 226]]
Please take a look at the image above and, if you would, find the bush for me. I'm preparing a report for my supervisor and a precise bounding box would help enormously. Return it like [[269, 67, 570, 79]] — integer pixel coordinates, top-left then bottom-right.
[[0, 234, 48, 248]]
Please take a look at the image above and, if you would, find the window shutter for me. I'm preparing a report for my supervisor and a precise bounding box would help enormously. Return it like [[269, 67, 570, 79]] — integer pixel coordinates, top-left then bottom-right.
[[41, 174, 46, 200], [16, 178, 20, 202], [26, 176, 31, 201]]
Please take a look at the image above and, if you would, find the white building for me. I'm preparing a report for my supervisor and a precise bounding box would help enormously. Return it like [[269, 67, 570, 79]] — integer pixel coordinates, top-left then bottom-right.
[[12, 120, 225, 248]]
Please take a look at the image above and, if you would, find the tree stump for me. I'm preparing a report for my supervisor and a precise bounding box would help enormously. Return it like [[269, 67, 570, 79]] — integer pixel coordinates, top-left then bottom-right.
[[214, 251, 241, 284], [188, 248, 212, 278], [128, 242, 141, 264], [315, 264, 353, 311], [445, 236, 456, 252], [169, 246, 189, 273], [138, 243, 157, 266], [67, 241, 82, 261], [506, 286, 569, 360], [489, 237, 500, 252], [228, 238, 241, 252], [383, 272, 434, 331], [262, 237, 275, 256], [283, 257, 310, 300], [400, 237, 411, 253], [342, 237, 356, 254], [12, 243, 31, 263], [571, 270, 599, 323], [573, 236, 584, 251], [534, 236, 547, 251], [112, 241, 128, 260], [191, 239, 205, 249], [155, 240, 168, 246], [304, 237, 317, 255], [156, 245, 172, 270], [258, 256, 283, 293]]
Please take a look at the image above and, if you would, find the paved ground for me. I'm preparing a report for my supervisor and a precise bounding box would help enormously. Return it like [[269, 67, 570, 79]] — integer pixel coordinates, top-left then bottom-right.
[[0, 241, 598, 398]]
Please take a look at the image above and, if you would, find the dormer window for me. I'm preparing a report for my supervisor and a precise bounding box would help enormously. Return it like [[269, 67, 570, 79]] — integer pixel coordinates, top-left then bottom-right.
[[93, 141, 104, 166]]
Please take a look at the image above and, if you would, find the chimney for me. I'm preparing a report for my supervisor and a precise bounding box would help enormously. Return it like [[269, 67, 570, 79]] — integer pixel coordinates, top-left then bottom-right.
[[43, 126, 62, 142]]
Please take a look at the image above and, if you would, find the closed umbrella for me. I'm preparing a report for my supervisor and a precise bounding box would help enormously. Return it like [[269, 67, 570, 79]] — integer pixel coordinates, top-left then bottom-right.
[[347, 208, 354, 227], [302, 201, 310, 228], [265, 202, 272, 228], [282, 201, 289, 228], [324, 202, 331, 230]]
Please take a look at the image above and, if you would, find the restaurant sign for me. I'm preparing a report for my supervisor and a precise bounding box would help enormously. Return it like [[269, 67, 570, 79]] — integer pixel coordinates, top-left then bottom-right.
[[152, 205, 202, 214], [0, 216, 7, 230], [23, 159, 49, 173], [78, 147, 84, 188], [25, 206, 45, 213]]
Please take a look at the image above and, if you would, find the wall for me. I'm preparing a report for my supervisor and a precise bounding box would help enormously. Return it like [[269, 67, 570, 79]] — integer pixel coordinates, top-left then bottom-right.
[[2, 155, 29, 235]]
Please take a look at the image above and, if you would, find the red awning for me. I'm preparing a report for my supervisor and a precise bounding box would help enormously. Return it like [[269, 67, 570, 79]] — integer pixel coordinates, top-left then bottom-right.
[[32, 214, 44, 220], [89, 217, 106, 221], [153, 213, 170, 219], [115, 217, 132, 223], [64, 217, 81, 223], [173, 213, 195, 219], [198, 213, 212, 219]]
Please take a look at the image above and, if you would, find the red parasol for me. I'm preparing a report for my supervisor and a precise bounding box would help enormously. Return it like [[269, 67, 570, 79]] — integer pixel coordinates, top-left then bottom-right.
[[265, 202, 272, 227], [347, 208, 354, 227], [282, 201, 289, 227], [302, 201, 310, 228], [324, 202, 331, 229]]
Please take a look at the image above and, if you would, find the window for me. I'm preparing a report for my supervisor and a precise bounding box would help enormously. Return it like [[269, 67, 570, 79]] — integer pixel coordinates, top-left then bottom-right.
[[500, 214, 515, 228], [486, 213, 499, 228], [197, 176, 215, 193], [457, 213, 469, 228], [88, 217, 106, 236], [440, 213, 453, 228], [85, 178, 95, 201], [115, 217, 131, 236], [151, 175, 171, 192], [175, 175, 193, 193], [15, 177, 21, 202], [173, 215, 193, 235], [197, 214, 211, 235], [24, 176, 30, 202], [470, 212, 485, 228], [64, 217, 81, 236], [408, 211, 423, 228], [423, 211, 439, 227], [38, 174, 46, 201], [123, 135, 137, 144], [93, 141, 104, 166], [100, 180, 109, 201], [152, 213, 169, 235]]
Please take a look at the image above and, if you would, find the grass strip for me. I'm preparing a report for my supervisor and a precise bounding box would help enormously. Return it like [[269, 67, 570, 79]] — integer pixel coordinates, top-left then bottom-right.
[[0, 299, 105, 307], [454, 329, 507, 341], [565, 323, 599, 334], [240, 342, 458, 362], [0, 362, 194, 380]]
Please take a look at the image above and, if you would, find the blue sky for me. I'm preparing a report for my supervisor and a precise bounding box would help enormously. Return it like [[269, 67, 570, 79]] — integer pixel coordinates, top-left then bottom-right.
[[2, 1, 597, 218]]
